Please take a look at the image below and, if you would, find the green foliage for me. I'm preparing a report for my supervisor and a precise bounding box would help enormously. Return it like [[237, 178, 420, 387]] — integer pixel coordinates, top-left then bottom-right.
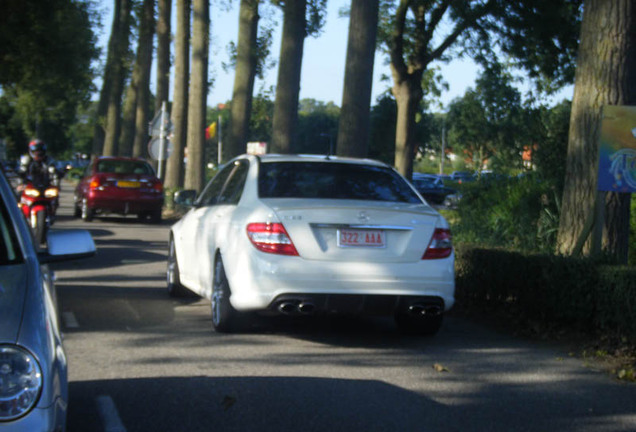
[[455, 246, 636, 339], [368, 94, 397, 164], [248, 87, 275, 143], [295, 99, 339, 154], [450, 175, 560, 253], [447, 63, 526, 172], [0, 0, 99, 156]]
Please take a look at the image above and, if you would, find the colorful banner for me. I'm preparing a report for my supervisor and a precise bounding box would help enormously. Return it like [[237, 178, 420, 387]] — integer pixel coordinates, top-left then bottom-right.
[[597, 105, 636, 192]]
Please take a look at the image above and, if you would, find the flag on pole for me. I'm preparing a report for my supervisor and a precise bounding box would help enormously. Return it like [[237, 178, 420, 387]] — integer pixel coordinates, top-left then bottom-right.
[[205, 122, 217, 140]]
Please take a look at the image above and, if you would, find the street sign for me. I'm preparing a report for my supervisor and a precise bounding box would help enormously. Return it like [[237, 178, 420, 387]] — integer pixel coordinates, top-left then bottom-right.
[[148, 137, 173, 160], [148, 111, 173, 137]]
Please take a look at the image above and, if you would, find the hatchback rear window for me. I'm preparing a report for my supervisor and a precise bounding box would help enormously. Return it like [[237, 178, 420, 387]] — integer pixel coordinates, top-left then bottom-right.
[[97, 160, 154, 175], [258, 162, 422, 203]]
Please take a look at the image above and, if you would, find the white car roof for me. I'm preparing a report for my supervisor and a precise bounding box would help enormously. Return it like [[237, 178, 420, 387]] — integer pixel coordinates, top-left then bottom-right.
[[251, 154, 391, 168]]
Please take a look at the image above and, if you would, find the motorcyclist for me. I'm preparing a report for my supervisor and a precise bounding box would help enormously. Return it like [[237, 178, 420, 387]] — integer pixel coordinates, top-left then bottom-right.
[[18, 139, 58, 190]]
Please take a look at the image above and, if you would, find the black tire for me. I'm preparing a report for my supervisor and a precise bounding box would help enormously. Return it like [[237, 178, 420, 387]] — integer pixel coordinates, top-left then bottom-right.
[[166, 236, 190, 297], [73, 197, 81, 218], [81, 199, 94, 222], [211, 256, 242, 333], [150, 209, 162, 224], [33, 210, 47, 245], [395, 312, 443, 336]]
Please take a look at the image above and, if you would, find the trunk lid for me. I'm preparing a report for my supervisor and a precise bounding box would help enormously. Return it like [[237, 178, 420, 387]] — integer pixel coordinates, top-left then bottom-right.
[[263, 199, 441, 263]]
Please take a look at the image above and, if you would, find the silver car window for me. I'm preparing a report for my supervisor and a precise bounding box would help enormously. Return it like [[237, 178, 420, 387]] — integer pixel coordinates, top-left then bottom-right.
[[0, 200, 23, 265]]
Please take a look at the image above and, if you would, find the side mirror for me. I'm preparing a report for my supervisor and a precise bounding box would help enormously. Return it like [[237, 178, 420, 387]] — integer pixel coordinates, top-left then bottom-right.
[[174, 189, 197, 207], [38, 229, 96, 263]]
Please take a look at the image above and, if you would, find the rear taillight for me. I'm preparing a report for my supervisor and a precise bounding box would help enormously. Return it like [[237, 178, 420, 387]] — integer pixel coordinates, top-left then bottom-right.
[[422, 228, 452, 259], [246, 223, 299, 256], [89, 177, 101, 189], [153, 181, 163, 192]]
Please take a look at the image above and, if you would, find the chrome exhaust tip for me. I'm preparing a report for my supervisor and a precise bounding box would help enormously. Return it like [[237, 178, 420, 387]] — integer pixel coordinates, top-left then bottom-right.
[[298, 302, 315, 314], [278, 302, 297, 315]]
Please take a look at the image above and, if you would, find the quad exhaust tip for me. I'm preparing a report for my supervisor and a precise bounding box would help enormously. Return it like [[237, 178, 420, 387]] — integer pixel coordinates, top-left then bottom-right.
[[407, 304, 442, 316], [277, 301, 316, 315]]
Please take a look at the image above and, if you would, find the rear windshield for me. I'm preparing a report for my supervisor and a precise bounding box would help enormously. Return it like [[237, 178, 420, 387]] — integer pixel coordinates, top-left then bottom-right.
[[258, 161, 422, 203], [96, 160, 154, 175]]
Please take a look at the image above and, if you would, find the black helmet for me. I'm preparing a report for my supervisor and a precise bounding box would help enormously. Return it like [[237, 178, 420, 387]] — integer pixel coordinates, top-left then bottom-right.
[[28, 139, 46, 159]]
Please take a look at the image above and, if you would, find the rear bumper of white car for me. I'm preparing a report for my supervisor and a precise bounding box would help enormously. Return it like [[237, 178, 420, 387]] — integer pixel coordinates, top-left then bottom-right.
[[224, 250, 455, 315]]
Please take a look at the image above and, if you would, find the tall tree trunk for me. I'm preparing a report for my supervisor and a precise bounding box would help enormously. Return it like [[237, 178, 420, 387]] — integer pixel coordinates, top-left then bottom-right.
[[392, 76, 422, 180], [185, 0, 209, 192], [556, 0, 635, 262], [119, 0, 156, 157], [155, 0, 171, 112], [271, 0, 306, 154], [165, 0, 189, 190], [119, 64, 138, 157], [103, 0, 133, 156], [132, 0, 156, 158], [227, 0, 260, 159], [155, 0, 171, 175], [337, 0, 378, 158], [92, 0, 126, 156]]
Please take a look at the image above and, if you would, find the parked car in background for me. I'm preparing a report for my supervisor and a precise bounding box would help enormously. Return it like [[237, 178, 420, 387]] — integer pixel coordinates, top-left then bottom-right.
[[449, 171, 475, 184], [74, 156, 164, 223], [0, 168, 95, 431], [168, 154, 455, 335], [411, 173, 458, 205]]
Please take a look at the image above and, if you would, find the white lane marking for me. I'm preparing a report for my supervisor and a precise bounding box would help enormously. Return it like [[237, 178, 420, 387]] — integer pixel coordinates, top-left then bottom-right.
[[96, 395, 127, 432], [62, 311, 79, 329]]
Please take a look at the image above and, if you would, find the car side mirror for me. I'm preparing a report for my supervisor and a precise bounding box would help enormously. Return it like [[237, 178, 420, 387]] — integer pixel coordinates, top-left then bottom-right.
[[174, 189, 197, 207], [38, 229, 96, 263]]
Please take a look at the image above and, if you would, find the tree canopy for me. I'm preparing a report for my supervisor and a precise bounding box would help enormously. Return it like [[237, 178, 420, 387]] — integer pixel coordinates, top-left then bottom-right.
[[0, 0, 99, 155]]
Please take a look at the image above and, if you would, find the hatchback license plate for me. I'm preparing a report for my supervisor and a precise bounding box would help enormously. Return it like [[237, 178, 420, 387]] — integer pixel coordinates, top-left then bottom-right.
[[117, 181, 140, 188], [338, 229, 385, 248]]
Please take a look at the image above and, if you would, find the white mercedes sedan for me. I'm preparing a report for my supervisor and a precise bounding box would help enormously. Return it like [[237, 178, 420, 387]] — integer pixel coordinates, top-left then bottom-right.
[[167, 154, 455, 335]]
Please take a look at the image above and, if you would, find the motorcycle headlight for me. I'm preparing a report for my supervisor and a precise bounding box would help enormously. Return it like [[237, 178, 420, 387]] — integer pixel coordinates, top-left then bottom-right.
[[0, 345, 43, 421], [44, 188, 58, 198], [24, 188, 40, 198]]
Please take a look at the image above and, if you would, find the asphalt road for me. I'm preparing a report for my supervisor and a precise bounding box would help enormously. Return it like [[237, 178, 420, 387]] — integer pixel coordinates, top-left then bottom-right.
[[50, 181, 636, 432]]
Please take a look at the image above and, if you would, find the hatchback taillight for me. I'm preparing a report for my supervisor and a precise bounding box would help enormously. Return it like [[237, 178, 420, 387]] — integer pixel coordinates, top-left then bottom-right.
[[89, 177, 101, 189], [246, 223, 299, 256], [152, 181, 163, 192], [422, 228, 452, 259]]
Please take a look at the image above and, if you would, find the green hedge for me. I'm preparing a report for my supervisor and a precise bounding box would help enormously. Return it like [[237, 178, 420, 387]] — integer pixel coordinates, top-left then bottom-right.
[[455, 246, 636, 339]]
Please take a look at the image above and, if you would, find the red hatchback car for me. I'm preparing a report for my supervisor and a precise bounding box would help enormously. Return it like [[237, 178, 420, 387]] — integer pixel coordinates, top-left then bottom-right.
[[74, 156, 164, 223]]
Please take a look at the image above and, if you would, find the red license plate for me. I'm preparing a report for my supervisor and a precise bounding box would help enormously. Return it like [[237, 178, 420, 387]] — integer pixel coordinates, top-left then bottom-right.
[[338, 229, 385, 248]]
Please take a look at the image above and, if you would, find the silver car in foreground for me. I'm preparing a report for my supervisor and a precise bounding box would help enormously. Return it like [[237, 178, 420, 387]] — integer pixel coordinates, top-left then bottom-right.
[[0, 169, 95, 431]]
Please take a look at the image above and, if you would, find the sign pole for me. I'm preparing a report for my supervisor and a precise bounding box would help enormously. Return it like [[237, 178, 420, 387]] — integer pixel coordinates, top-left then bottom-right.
[[217, 113, 222, 166], [158, 101, 167, 180]]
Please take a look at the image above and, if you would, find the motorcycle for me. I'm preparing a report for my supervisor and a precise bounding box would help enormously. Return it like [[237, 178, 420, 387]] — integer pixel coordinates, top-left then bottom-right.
[[18, 181, 59, 245]]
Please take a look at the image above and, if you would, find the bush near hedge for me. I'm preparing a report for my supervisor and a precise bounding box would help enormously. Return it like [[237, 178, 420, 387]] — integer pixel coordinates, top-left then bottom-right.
[[455, 246, 636, 340]]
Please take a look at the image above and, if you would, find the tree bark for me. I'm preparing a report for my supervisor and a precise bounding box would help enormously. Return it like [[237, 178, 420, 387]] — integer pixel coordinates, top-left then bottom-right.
[[155, 0, 171, 112], [271, 0, 306, 153], [227, 0, 260, 159], [164, 0, 190, 189], [119, 0, 155, 158], [92, 0, 119, 156], [556, 0, 635, 262], [132, 0, 156, 158], [102, 0, 133, 156], [337, 0, 378, 158], [392, 76, 422, 180], [184, 0, 209, 192]]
